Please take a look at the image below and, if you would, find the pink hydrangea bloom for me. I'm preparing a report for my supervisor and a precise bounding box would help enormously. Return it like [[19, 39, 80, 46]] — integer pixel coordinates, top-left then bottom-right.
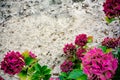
[[102, 37, 119, 48], [63, 43, 76, 55], [0, 76, 4, 80], [82, 48, 118, 80], [49, 77, 60, 80], [103, 0, 120, 18], [29, 51, 37, 58], [76, 48, 86, 60], [75, 34, 87, 47], [0, 51, 25, 75], [60, 60, 74, 73]]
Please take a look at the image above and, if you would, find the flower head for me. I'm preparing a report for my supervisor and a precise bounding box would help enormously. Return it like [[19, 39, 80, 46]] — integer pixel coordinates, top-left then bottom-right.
[[76, 48, 86, 60], [60, 60, 74, 73], [75, 34, 87, 47], [102, 37, 119, 48], [0, 51, 25, 75], [63, 43, 76, 55], [82, 48, 118, 80], [50, 77, 60, 80], [103, 0, 120, 18]]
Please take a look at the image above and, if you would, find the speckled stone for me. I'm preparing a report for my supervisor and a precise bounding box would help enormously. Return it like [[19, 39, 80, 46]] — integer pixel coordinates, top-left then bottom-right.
[[0, 0, 119, 80]]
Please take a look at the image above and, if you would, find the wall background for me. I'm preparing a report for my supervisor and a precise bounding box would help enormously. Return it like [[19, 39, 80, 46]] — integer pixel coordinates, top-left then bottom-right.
[[0, 0, 119, 79]]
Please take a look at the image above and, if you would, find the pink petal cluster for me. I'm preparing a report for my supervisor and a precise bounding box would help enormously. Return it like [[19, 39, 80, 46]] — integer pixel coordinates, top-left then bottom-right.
[[82, 48, 118, 80], [49, 77, 60, 80], [60, 60, 74, 73], [76, 48, 86, 60], [103, 0, 120, 18], [75, 34, 87, 47], [29, 51, 37, 58], [63, 43, 76, 55], [102, 37, 119, 48], [0, 51, 25, 75], [0, 76, 4, 80]]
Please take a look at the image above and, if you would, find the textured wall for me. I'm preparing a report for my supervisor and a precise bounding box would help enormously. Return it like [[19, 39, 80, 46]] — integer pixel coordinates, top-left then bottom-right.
[[0, 0, 119, 80]]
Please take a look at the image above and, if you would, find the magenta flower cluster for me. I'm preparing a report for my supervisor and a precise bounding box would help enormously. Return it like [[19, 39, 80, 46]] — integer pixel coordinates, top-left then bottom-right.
[[60, 60, 74, 73], [75, 34, 87, 47], [63, 43, 76, 55], [76, 48, 86, 60], [102, 37, 119, 48], [0, 76, 4, 80], [63, 34, 88, 58], [0, 51, 25, 75], [50, 77, 60, 80], [103, 0, 120, 18], [82, 48, 118, 80], [61, 34, 88, 73]]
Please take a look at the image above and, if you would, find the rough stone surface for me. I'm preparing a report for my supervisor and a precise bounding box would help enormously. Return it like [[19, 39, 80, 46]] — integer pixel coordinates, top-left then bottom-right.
[[0, 0, 119, 80]]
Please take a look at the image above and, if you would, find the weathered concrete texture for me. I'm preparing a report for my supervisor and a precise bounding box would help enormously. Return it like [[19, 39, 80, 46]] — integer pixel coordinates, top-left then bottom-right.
[[0, 0, 119, 80]]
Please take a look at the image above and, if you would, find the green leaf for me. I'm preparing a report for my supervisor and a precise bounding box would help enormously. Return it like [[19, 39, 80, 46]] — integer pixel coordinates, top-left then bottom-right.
[[77, 74, 87, 80], [27, 66, 35, 75], [59, 76, 65, 80], [18, 70, 27, 80], [83, 45, 88, 49], [30, 64, 51, 80], [25, 57, 36, 66], [59, 72, 68, 80], [68, 69, 85, 79], [87, 36, 93, 43], [41, 66, 48, 70], [31, 71, 42, 80], [60, 72, 67, 77], [34, 63, 41, 72], [22, 50, 30, 58], [41, 65, 51, 75], [105, 16, 115, 23], [43, 74, 51, 80], [98, 46, 107, 53], [22, 50, 37, 66], [80, 64, 83, 70], [27, 63, 40, 75], [106, 48, 112, 53], [43, 69, 51, 75]]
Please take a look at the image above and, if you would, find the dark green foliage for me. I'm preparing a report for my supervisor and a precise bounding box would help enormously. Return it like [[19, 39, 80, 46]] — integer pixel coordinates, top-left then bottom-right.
[[30, 63, 51, 80], [18, 60, 51, 80], [68, 69, 87, 80], [105, 17, 115, 23], [59, 69, 87, 80], [18, 51, 51, 80], [59, 72, 69, 80], [98, 46, 112, 53], [113, 48, 120, 80]]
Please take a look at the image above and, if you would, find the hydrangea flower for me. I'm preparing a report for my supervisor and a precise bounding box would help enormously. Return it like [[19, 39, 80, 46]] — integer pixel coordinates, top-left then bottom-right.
[[0, 76, 4, 80], [0, 51, 25, 75], [76, 48, 86, 60], [103, 0, 120, 18], [63, 43, 76, 55], [75, 34, 87, 47], [50, 77, 60, 80], [102, 37, 119, 48], [60, 60, 74, 73], [29, 51, 37, 58], [82, 48, 118, 80]]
